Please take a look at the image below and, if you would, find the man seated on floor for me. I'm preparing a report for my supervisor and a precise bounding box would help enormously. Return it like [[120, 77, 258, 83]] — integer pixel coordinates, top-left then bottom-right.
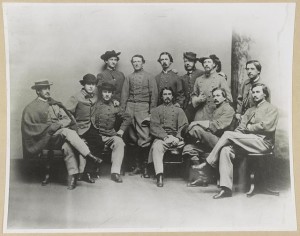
[[65, 73, 103, 183], [182, 87, 235, 187], [194, 83, 278, 199], [148, 87, 188, 187], [21, 80, 103, 190], [93, 82, 132, 183]]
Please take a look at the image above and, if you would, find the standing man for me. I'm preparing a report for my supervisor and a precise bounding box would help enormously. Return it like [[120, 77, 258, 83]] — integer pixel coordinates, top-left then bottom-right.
[[236, 60, 270, 121], [180, 52, 204, 122], [121, 55, 158, 177], [97, 50, 125, 105], [192, 54, 232, 121], [155, 52, 185, 107], [182, 88, 235, 186], [65, 73, 102, 183], [149, 87, 188, 187], [22, 80, 103, 190], [93, 82, 131, 183], [194, 84, 278, 199]]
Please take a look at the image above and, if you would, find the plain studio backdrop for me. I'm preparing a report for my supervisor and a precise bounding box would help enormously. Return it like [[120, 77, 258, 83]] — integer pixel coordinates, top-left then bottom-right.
[[2, 3, 297, 232]]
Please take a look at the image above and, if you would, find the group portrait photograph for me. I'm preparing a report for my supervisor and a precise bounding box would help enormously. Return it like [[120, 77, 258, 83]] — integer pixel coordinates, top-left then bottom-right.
[[1, 2, 298, 233]]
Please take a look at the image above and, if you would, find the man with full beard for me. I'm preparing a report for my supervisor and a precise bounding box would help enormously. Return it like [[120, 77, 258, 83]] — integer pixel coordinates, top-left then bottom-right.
[[191, 54, 232, 121]]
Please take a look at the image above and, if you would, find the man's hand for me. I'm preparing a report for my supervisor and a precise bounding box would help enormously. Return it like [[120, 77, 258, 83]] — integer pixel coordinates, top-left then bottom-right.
[[235, 113, 242, 121], [113, 100, 120, 107], [164, 135, 179, 146], [116, 130, 124, 137], [48, 123, 62, 134]]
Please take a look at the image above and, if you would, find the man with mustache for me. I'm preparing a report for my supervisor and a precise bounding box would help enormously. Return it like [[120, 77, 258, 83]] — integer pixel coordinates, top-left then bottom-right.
[[121, 55, 158, 178], [180, 52, 204, 122], [97, 50, 125, 106], [66, 74, 103, 183], [22, 80, 103, 190], [192, 55, 232, 121], [155, 52, 185, 108], [148, 87, 188, 187], [193, 84, 278, 199], [93, 82, 131, 183], [236, 60, 270, 121], [182, 88, 235, 186]]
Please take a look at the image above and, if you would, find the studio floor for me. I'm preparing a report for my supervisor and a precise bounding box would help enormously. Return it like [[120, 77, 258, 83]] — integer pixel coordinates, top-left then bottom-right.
[[5, 159, 297, 232]]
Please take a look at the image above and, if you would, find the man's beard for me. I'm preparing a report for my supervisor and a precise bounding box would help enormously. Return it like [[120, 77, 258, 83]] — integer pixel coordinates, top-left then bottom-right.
[[164, 98, 171, 104], [185, 65, 195, 72]]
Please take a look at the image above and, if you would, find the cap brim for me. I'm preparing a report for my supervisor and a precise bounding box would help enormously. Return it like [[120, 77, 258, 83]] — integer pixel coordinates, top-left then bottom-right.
[[31, 83, 53, 89]]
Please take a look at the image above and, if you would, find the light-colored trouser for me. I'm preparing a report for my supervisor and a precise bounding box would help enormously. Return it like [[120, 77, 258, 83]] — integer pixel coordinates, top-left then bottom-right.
[[188, 125, 219, 149], [54, 128, 91, 175], [205, 131, 270, 190], [149, 139, 184, 175], [125, 102, 151, 148], [102, 136, 125, 174]]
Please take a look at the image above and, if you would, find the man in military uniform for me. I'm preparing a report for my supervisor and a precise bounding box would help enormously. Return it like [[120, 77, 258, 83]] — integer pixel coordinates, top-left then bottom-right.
[[149, 87, 188, 187], [121, 55, 158, 178], [66, 73, 103, 183], [97, 50, 125, 105], [183, 88, 235, 186], [236, 60, 270, 121], [194, 84, 278, 199], [192, 54, 232, 121], [155, 52, 185, 107], [93, 82, 132, 183], [180, 52, 204, 122], [22, 80, 102, 190]]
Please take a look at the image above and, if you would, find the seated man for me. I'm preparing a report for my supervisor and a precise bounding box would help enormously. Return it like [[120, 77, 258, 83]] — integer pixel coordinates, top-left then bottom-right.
[[65, 73, 103, 183], [183, 88, 235, 186], [194, 83, 278, 199], [21, 80, 102, 190], [149, 87, 188, 187], [93, 82, 132, 183]]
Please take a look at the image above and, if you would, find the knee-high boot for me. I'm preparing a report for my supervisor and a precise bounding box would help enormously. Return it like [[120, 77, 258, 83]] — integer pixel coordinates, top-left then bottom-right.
[[141, 147, 151, 178]]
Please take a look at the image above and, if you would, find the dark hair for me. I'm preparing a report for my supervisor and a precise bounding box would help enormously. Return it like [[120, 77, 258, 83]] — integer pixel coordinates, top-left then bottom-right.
[[157, 52, 173, 63], [212, 87, 227, 99], [246, 60, 262, 72], [131, 54, 145, 63], [160, 87, 175, 102], [251, 83, 269, 99]]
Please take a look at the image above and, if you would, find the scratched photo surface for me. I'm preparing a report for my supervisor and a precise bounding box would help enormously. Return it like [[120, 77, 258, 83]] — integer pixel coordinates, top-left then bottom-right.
[[3, 3, 296, 232]]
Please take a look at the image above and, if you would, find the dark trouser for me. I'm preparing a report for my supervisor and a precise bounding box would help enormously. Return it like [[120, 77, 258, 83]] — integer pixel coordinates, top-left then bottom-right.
[[184, 103, 196, 123], [80, 125, 103, 173]]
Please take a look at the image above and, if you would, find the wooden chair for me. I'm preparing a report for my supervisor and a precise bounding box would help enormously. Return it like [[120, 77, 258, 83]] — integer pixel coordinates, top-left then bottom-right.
[[244, 149, 280, 197]]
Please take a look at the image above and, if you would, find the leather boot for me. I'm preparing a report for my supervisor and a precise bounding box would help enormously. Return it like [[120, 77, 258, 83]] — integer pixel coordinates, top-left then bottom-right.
[[156, 173, 164, 187], [143, 163, 150, 178], [67, 174, 77, 190], [86, 153, 103, 164], [129, 154, 141, 176]]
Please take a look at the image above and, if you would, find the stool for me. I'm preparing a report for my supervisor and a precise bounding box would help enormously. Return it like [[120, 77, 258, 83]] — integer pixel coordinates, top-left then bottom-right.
[[163, 147, 185, 178]]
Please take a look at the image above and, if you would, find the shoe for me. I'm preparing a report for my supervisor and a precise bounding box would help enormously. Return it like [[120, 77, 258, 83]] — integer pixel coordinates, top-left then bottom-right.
[[156, 173, 163, 187], [129, 167, 141, 176], [142, 166, 150, 178], [67, 174, 77, 190], [85, 173, 95, 183], [41, 174, 50, 186], [86, 153, 103, 164], [213, 188, 232, 199], [187, 178, 208, 187], [111, 173, 123, 183]]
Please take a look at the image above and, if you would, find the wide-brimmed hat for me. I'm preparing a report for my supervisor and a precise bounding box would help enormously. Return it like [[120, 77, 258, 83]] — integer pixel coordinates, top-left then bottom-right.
[[98, 82, 116, 92], [198, 54, 220, 65], [31, 80, 53, 90], [100, 50, 121, 61], [80, 74, 97, 86], [183, 52, 197, 61]]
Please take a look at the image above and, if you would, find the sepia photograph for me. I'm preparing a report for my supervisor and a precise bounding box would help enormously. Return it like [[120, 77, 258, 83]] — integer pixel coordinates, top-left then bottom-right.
[[2, 2, 297, 232]]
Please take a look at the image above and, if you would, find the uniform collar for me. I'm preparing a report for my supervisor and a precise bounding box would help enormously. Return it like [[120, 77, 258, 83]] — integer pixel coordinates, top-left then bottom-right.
[[186, 68, 196, 75], [81, 88, 95, 99], [162, 68, 172, 74], [37, 97, 49, 103], [256, 99, 266, 107], [246, 76, 261, 85]]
